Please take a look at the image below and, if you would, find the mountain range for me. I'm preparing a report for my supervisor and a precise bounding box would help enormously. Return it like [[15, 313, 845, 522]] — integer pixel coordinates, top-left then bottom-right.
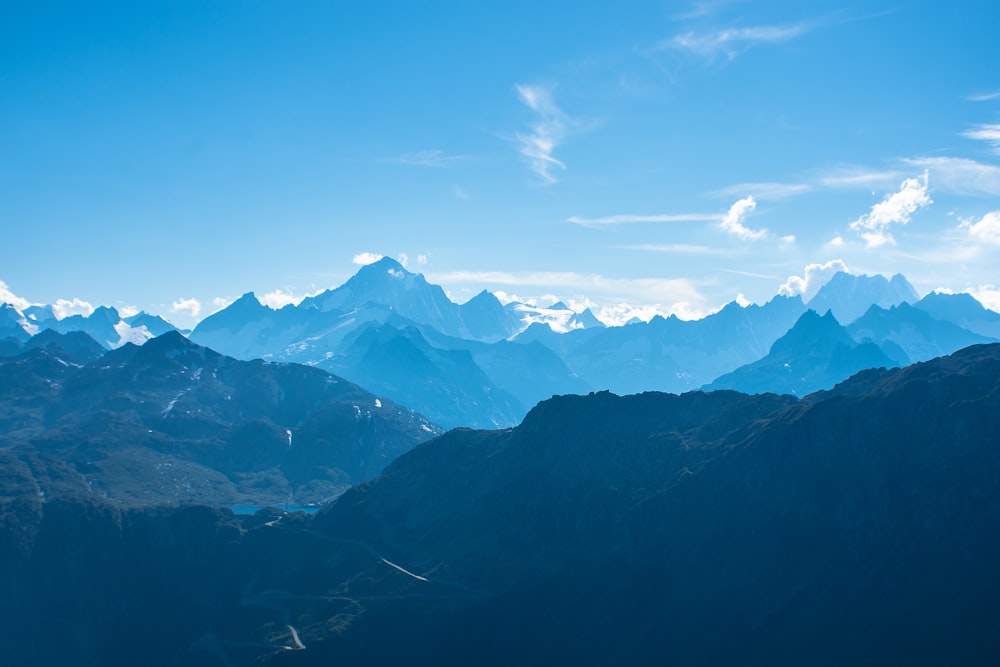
[[3, 262, 998, 428], [4, 343, 999, 665]]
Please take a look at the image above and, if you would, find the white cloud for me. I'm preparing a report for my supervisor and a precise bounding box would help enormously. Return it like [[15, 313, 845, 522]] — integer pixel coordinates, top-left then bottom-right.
[[170, 298, 201, 318], [714, 182, 812, 200], [416, 254, 428, 266], [52, 298, 95, 319], [826, 235, 846, 248], [780, 235, 796, 244], [567, 212, 720, 227], [903, 157, 1000, 196], [352, 252, 384, 266], [118, 305, 139, 318], [388, 149, 467, 167], [211, 296, 235, 312], [969, 285, 1000, 313], [661, 23, 807, 59], [0, 280, 31, 311], [962, 210, 1000, 246], [721, 196, 767, 240], [514, 84, 572, 184], [259, 289, 312, 309], [398, 253, 409, 267], [778, 259, 850, 300], [849, 172, 932, 248], [963, 123, 1000, 155]]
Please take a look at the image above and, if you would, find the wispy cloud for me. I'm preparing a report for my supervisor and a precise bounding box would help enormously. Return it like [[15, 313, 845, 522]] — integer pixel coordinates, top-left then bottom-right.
[[714, 182, 812, 201], [387, 149, 467, 168], [659, 23, 808, 59], [903, 157, 1000, 196], [673, 0, 739, 20], [961, 210, 1000, 246], [567, 212, 720, 227], [818, 166, 905, 189], [967, 91, 1000, 102], [849, 172, 932, 248], [779, 259, 850, 300], [721, 196, 766, 240], [624, 243, 734, 255], [514, 84, 574, 184], [963, 123, 1000, 155], [428, 269, 705, 307], [170, 298, 201, 318], [352, 252, 384, 266]]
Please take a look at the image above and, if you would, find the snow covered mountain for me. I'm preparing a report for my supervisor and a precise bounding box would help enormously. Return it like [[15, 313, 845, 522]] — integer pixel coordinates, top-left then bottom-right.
[[0, 302, 178, 349]]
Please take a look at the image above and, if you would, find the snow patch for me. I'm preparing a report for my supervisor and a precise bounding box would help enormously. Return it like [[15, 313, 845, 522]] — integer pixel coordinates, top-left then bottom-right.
[[162, 391, 184, 416], [374, 398, 382, 408], [113, 320, 154, 348]]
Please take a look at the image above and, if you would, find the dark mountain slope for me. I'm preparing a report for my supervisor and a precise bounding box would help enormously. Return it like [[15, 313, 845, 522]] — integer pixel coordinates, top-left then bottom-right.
[[3, 345, 999, 666], [0, 331, 442, 506]]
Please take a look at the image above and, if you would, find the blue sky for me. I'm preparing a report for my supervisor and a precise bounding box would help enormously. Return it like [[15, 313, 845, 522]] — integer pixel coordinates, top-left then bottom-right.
[[2, 0, 1000, 328]]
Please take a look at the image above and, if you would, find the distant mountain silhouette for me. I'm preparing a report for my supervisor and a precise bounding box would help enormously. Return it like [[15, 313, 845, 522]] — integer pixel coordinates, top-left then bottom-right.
[[458, 289, 522, 340], [705, 309, 899, 395], [848, 301, 995, 363], [914, 290, 1000, 338], [322, 323, 522, 429], [516, 294, 808, 394], [4, 344, 999, 665], [807, 271, 918, 324]]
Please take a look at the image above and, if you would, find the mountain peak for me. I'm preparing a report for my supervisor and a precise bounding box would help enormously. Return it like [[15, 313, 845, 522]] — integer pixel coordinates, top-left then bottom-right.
[[141, 329, 197, 353], [808, 271, 918, 324], [769, 308, 850, 356], [368, 255, 406, 272]]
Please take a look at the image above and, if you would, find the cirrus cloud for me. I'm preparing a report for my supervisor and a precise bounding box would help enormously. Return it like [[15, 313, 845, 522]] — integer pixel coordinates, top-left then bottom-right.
[[514, 84, 578, 184]]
